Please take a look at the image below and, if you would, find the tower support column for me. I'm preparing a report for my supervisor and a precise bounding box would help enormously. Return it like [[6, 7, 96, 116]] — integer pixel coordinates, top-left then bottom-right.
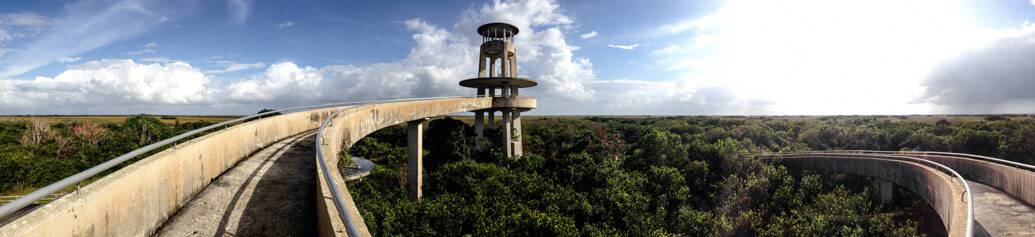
[[474, 111, 484, 137], [511, 111, 523, 157], [488, 110, 495, 128], [502, 109, 513, 157], [407, 119, 427, 200]]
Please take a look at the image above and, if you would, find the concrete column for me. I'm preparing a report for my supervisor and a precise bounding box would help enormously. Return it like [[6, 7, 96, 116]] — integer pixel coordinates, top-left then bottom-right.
[[875, 179, 893, 204], [501, 55, 509, 77], [511, 87, 519, 96], [489, 58, 497, 78], [477, 87, 485, 97], [487, 110, 495, 128], [512, 111, 523, 157], [478, 55, 487, 77], [408, 119, 426, 200], [502, 110, 513, 158], [510, 55, 518, 76], [474, 111, 484, 137]]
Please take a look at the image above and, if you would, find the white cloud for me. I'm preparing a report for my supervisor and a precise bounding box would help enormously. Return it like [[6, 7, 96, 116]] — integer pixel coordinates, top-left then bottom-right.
[[647, 0, 1031, 115], [0, 59, 213, 109], [276, 21, 294, 30], [651, 45, 681, 55], [227, 0, 252, 23], [204, 61, 266, 74], [0, 0, 187, 78], [607, 43, 639, 50], [579, 31, 597, 39], [58, 56, 81, 63], [0, 12, 52, 44], [658, 19, 696, 35], [139, 57, 173, 63], [0, 0, 601, 114], [919, 26, 1035, 114], [127, 42, 158, 55]]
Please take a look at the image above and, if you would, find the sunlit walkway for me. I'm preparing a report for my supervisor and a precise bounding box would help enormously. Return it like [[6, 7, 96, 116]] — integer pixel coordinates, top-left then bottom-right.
[[154, 132, 318, 237]]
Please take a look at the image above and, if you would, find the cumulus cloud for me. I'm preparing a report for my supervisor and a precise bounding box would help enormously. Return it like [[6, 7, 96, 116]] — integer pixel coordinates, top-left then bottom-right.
[[224, 0, 598, 105], [579, 31, 597, 39], [919, 30, 1035, 114], [607, 43, 639, 50], [0, 0, 602, 114], [0, 59, 213, 110]]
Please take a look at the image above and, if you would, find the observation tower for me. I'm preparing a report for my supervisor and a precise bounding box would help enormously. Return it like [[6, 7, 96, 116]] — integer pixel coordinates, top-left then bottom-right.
[[460, 22, 537, 158]]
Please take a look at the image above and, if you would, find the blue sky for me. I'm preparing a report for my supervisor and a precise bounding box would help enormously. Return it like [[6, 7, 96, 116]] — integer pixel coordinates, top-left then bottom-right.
[[1, 0, 1034, 115]]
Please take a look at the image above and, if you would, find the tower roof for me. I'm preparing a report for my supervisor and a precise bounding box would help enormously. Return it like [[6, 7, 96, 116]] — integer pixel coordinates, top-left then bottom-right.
[[477, 22, 519, 37]]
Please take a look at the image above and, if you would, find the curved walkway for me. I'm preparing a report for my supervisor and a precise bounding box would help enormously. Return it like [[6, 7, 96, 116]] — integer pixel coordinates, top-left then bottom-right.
[[154, 132, 318, 237], [772, 151, 1035, 237], [968, 181, 1035, 236]]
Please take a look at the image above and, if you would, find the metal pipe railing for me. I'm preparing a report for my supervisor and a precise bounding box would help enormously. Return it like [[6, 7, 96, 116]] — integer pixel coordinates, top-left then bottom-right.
[[0, 96, 463, 220], [763, 152, 974, 237], [315, 110, 364, 237], [818, 150, 1035, 172]]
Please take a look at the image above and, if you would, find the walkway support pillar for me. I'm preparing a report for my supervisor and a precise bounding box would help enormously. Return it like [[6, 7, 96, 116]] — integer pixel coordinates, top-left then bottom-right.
[[875, 179, 893, 204], [408, 119, 427, 200], [511, 111, 522, 157], [502, 110, 513, 157]]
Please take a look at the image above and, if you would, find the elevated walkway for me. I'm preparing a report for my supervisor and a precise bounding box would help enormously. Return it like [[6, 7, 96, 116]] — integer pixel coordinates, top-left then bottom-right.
[[769, 151, 1035, 237], [155, 132, 318, 236]]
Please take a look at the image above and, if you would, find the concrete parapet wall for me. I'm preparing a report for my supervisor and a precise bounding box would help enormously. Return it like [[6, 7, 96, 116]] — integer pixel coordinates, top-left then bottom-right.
[[316, 97, 493, 236], [0, 109, 336, 237], [776, 155, 969, 237], [907, 154, 1035, 207], [490, 96, 536, 109]]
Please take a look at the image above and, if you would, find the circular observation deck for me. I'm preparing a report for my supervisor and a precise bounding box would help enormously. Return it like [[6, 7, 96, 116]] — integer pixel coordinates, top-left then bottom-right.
[[459, 77, 537, 88], [477, 23, 519, 37]]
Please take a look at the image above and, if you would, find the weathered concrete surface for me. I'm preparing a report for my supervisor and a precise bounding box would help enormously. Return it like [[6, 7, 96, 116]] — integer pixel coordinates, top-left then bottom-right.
[[0, 108, 338, 237], [317, 97, 492, 236], [154, 132, 317, 237], [774, 154, 970, 237], [904, 153, 1035, 208], [967, 181, 1035, 237], [491, 95, 536, 109]]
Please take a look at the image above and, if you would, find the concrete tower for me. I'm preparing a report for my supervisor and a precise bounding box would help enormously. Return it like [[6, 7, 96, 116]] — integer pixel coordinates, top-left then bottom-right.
[[461, 22, 537, 158]]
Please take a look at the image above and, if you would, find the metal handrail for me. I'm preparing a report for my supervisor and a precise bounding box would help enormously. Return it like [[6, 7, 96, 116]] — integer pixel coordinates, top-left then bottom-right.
[[765, 152, 974, 237], [0, 96, 463, 220], [315, 110, 364, 237], [819, 150, 1035, 172], [314, 95, 483, 236]]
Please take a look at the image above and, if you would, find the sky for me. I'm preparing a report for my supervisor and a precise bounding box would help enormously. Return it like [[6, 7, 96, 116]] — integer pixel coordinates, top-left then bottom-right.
[[1, 0, 1034, 115]]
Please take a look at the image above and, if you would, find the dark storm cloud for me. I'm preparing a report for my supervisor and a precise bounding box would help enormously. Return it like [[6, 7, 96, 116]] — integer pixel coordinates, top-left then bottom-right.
[[919, 32, 1035, 113]]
